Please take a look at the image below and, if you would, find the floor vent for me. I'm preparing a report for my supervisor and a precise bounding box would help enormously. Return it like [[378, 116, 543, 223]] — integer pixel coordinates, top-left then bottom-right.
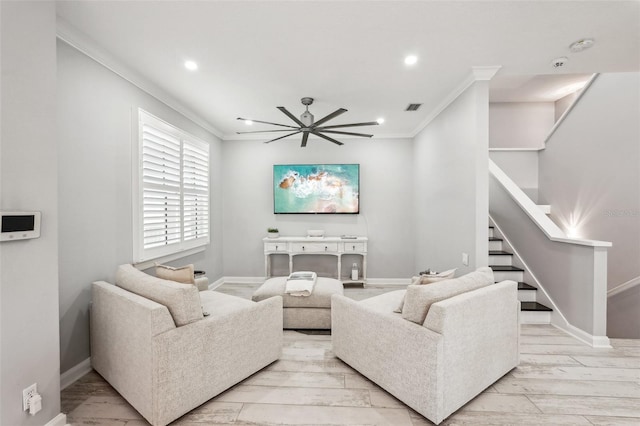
[[405, 103, 422, 111]]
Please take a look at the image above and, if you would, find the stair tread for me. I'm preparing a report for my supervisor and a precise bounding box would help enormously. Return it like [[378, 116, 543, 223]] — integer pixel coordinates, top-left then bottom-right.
[[489, 237, 503, 241], [521, 301, 552, 312], [489, 250, 512, 256], [518, 282, 537, 291], [490, 265, 524, 272]]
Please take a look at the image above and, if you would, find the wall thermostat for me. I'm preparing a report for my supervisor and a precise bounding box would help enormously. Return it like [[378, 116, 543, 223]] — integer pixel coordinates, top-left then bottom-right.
[[0, 211, 41, 242]]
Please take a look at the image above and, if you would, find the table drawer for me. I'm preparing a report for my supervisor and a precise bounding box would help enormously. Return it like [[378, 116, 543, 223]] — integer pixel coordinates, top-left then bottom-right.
[[343, 242, 366, 252], [290, 242, 338, 253], [265, 242, 288, 252]]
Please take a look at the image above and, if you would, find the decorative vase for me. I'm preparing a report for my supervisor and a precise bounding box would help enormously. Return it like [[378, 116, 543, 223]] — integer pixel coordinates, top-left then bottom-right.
[[268, 232, 279, 238]]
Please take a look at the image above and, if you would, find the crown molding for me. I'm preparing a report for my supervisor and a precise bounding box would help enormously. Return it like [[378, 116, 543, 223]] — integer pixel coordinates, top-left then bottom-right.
[[56, 18, 224, 139], [410, 65, 502, 137]]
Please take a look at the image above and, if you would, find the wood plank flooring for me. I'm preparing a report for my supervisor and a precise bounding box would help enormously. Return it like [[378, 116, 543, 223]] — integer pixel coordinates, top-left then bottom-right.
[[62, 284, 640, 425]]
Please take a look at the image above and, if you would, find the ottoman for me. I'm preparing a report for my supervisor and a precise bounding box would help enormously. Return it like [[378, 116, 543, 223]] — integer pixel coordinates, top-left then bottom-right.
[[252, 276, 343, 329]]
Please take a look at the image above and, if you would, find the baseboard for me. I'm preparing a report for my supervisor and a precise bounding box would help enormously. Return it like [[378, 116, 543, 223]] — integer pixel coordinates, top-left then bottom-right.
[[366, 278, 410, 286], [209, 276, 225, 290], [552, 320, 611, 348], [60, 357, 92, 390], [45, 413, 67, 426]]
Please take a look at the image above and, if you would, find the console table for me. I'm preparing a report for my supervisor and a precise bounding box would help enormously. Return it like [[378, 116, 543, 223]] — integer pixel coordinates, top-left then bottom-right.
[[263, 236, 368, 285]]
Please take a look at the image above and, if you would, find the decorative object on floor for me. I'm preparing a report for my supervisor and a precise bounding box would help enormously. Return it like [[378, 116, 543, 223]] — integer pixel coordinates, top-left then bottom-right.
[[237, 97, 379, 147], [267, 227, 279, 238], [91, 264, 283, 426], [155, 263, 196, 284], [332, 268, 519, 425], [252, 276, 343, 329]]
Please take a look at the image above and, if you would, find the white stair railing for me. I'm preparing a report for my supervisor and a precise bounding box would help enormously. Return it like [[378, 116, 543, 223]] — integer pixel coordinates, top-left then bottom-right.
[[489, 160, 611, 347]]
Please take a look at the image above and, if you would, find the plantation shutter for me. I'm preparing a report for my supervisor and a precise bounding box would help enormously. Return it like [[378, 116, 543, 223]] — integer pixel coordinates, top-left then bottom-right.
[[136, 109, 211, 263], [183, 140, 209, 242], [141, 124, 182, 250]]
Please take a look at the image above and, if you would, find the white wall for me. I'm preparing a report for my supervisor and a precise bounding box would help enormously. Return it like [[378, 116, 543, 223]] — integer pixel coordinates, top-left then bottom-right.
[[221, 137, 415, 279], [555, 91, 580, 122], [489, 102, 554, 149], [608, 285, 640, 338], [1, 2, 61, 425], [57, 40, 224, 373], [489, 151, 539, 202], [413, 81, 489, 275], [538, 72, 640, 338]]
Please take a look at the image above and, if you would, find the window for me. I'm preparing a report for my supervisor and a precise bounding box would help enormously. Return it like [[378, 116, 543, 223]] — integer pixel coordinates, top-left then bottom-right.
[[134, 109, 210, 263]]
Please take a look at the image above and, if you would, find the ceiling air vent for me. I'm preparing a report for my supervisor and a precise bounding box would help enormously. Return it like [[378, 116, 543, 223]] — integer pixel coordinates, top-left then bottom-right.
[[405, 103, 422, 111]]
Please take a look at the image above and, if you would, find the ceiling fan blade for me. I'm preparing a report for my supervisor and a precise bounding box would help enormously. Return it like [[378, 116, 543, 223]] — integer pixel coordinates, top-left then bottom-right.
[[321, 130, 373, 138], [236, 117, 298, 129], [276, 107, 306, 127], [311, 131, 343, 146], [236, 129, 300, 134], [315, 121, 379, 130], [301, 131, 310, 147], [264, 130, 301, 144], [312, 108, 348, 127]]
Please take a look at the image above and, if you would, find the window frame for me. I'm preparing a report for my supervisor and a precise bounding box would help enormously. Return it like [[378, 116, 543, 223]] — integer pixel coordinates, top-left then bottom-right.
[[133, 109, 210, 264]]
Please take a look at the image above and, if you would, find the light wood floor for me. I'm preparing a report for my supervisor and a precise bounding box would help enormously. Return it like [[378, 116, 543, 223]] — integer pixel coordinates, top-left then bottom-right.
[[63, 284, 640, 425]]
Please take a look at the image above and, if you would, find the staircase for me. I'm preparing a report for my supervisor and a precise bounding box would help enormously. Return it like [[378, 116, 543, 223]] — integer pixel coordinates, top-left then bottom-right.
[[489, 225, 553, 323]]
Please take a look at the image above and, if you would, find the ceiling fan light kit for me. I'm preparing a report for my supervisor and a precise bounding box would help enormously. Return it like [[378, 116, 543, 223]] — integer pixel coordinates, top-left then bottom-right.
[[237, 97, 379, 147]]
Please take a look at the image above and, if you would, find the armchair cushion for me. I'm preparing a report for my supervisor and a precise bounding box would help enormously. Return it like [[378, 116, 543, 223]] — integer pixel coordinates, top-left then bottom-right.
[[116, 264, 203, 326]]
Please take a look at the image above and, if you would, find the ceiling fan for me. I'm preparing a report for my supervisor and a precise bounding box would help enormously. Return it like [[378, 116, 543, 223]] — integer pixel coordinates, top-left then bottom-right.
[[237, 97, 379, 147]]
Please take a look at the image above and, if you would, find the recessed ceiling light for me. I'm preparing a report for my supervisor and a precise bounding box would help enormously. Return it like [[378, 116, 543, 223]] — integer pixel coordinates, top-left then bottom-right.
[[404, 55, 418, 66], [245, 120, 253, 126], [569, 38, 595, 53], [376, 118, 385, 124], [184, 60, 198, 71]]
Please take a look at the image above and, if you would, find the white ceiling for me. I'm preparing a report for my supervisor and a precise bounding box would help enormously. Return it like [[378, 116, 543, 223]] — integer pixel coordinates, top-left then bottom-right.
[[56, 0, 640, 140]]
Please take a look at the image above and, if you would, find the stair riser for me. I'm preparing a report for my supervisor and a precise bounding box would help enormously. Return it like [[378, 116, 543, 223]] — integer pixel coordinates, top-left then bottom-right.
[[493, 271, 524, 282], [489, 228, 494, 238], [488, 255, 512, 266], [488, 240, 502, 251], [520, 310, 551, 324], [518, 290, 537, 302]]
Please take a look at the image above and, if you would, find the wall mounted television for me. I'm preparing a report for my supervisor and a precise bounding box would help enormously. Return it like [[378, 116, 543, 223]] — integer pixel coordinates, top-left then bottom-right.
[[273, 164, 359, 214]]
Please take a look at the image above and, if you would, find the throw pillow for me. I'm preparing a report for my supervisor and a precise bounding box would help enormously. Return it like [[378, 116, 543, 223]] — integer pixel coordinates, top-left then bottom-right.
[[155, 263, 195, 285], [401, 266, 494, 324], [116, 264, 203, 326], [393, 268, 457, 313]]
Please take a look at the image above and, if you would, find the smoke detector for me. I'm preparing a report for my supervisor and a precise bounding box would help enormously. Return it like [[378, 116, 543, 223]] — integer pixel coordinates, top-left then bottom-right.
[[551, 57, 569, 69], [570, 38, 595, 53]]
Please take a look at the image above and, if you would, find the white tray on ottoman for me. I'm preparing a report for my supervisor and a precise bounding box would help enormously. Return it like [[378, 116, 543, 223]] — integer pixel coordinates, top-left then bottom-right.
[[252, 276, 343, 329]]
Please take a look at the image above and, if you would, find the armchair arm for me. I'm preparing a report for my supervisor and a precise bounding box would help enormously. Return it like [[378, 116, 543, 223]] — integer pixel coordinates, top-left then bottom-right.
[[331, 294, 443, 420], [150, 296, 283, 426], [424, 280, 520, 419], [90, 281, 176, 425]]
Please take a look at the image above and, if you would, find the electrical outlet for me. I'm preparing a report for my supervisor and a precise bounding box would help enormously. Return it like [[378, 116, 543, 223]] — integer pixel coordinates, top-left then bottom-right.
[[462, 252, 469, 266], [22, 383, 37, 411]]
